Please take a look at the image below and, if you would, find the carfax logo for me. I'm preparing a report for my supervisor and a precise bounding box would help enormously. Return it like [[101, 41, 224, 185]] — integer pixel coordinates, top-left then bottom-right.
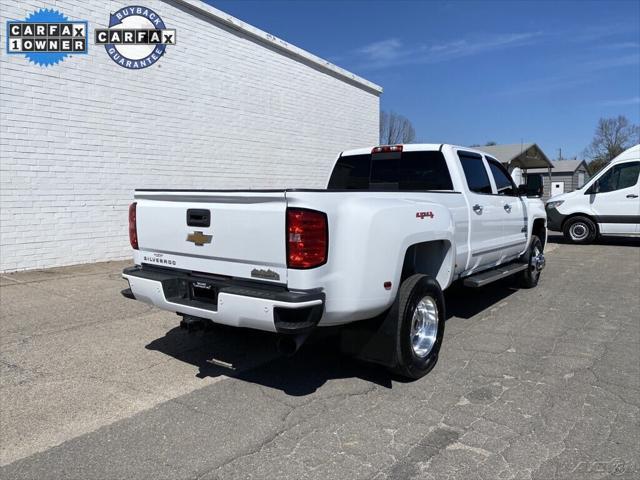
[[6, 8, 88, 67], [95, 6, 176, 69]]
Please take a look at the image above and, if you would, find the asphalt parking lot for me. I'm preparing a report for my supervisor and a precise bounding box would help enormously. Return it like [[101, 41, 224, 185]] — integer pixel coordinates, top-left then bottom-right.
[[1, 236, 638, 480]]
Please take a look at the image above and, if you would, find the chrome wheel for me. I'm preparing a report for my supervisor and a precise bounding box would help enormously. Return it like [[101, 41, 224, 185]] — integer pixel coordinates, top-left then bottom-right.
[[410, 295, 439, 358], [569, 222, 589, 241], [530, 246, 545, 279]]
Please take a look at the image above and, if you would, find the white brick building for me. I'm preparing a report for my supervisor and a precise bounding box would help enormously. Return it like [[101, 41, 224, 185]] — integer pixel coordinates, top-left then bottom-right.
[[0, 0, 381, 272]]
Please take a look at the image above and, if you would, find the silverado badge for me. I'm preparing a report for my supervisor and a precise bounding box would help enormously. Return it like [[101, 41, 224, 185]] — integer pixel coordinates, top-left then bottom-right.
[[186, 231, 212, 246]]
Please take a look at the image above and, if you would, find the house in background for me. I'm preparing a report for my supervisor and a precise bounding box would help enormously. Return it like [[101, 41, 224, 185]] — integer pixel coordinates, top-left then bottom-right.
[[528, 160, 590, 199], [479, 143, 554, 197], [480, 143, 554, 173]]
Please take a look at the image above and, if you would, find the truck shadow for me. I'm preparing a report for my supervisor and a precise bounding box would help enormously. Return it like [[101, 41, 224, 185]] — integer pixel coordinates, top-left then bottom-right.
[[444, 280, 517, 320], [146, 325, 392, 396], [145, 281, 518, 396], [547, 233, 640, 247]]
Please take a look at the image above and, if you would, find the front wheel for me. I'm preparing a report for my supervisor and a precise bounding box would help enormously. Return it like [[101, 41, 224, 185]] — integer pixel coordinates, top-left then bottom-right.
[[518, 235, 545, 288], [389, 274, 445, 379], [563, 216, 597, 244]]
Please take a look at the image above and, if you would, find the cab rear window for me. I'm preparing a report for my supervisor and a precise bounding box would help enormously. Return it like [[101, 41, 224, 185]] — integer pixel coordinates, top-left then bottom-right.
[[328, 151, 453, 191]]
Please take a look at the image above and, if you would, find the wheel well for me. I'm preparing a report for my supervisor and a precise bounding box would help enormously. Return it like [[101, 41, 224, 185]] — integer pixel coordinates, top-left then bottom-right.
[[401, 240, 453, 288], [532, 219, 546, 248], [561, 213, 598, 235]]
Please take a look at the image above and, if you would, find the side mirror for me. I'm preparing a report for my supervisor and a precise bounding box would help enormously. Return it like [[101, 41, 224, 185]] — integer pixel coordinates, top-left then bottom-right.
[[518, 184, 543, 197], [587, 181, 599, 195]]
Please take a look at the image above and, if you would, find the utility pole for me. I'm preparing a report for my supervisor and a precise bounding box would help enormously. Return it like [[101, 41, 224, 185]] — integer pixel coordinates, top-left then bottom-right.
[[558, 148, 562, 161]]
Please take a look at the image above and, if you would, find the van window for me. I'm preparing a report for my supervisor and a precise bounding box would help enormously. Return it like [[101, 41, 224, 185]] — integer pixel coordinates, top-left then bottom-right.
[[594, 161, 640, 193], [487, 159, 517, 196], [328, 151, 453, 191], [458, 152, 492, 194]]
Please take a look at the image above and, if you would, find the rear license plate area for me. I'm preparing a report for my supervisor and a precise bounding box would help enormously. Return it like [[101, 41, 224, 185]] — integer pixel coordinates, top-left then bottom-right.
[[190, 281, 218, 305]]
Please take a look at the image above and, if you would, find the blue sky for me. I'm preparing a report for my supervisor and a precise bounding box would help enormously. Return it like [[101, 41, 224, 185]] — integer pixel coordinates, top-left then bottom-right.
[[205, 0, 639, 160]]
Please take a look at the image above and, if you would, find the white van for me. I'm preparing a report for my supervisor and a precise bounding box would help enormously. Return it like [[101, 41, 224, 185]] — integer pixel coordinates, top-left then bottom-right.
[[546, 144, 640, 243]]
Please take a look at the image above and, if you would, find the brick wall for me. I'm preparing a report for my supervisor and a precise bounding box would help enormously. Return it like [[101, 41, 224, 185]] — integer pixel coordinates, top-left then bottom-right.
[[0, 0, 381, 272]]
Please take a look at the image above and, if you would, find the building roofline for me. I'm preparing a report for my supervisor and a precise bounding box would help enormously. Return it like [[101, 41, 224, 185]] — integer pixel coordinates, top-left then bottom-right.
[[528, 159, 589, 173], [486, 143, 535, 163], [480, 143, 554, 169], [526, 143, 553, 169], [167, 0, 383, 95]]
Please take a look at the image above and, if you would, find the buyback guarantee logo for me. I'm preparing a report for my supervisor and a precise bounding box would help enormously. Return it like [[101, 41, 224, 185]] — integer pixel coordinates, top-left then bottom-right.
[[95, 6, 175, 69], [6, 8, 88, 67]]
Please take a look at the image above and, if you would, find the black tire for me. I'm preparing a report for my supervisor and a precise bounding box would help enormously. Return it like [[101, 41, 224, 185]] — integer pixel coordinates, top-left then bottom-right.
[[563, 216, 597, 244], [389, 274, 446, 380], [517, 235, 544, 288]]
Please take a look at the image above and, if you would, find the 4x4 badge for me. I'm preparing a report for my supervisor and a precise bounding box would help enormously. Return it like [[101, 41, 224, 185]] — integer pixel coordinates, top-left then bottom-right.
[[416, 211, 434, 219], [186, 231, 212, 246]]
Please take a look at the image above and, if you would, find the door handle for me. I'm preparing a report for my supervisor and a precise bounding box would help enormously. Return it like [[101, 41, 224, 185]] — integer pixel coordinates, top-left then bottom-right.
[[473, 204, 483, 214], [627, 194, 639, 198], [504, 203, 512, 212], [186, 209, 211, 227]]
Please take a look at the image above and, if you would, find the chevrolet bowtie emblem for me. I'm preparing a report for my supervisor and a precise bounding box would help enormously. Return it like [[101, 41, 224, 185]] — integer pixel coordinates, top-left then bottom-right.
[[186, 231, 212, 246]]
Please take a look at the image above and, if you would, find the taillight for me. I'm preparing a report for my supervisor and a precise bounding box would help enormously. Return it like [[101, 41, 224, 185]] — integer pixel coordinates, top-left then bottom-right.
[[287, 208, 328, 269], [129, 202, 138, 250]]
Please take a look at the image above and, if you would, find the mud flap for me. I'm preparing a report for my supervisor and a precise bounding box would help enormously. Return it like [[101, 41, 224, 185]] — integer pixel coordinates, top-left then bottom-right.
[[339, 311, 400, 368]]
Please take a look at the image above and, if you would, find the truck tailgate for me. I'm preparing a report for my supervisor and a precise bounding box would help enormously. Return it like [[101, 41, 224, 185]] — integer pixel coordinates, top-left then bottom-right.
[[134, 190, 287, 283]]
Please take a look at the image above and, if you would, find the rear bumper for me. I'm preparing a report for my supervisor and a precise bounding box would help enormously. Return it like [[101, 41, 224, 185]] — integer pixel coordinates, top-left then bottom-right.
[[122, 266, 324, 334]]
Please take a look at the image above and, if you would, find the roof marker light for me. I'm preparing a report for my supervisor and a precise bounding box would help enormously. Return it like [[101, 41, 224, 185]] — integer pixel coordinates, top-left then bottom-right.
[[372, 145, 403, 154]]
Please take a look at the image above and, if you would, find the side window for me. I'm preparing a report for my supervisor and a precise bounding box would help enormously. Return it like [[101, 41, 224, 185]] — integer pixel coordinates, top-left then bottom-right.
[[487, 159, 517, 196], [458, 152, 492, 194], [617, 162, 640, 189], [596, 161, 640, 193]]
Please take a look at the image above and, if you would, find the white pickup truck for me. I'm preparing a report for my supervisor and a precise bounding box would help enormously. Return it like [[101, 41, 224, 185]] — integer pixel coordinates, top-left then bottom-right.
[[122, 144, 547, 379]]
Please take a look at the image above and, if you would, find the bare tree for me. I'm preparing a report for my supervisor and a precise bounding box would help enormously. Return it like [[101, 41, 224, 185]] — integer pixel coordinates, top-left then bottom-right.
[[379, 111, 416, 144], [485, 141, 497, 146], [584, 115, 639, 174]]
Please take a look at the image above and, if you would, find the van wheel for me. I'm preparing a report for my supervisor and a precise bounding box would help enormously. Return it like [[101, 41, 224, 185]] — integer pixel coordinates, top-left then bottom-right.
[[518, 235, 544, 288], [390, 274, 445, 380], [563, 216, 596, 244]]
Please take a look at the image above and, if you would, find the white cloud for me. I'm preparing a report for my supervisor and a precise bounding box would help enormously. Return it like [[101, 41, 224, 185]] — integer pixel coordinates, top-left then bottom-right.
[[600, 96, 640, 107], [583, 53, 640, 70], [353, 32, 543, 70], [497, 53, 640, 97], [357, 38, 403, 61], [603, 42, 640, 50]]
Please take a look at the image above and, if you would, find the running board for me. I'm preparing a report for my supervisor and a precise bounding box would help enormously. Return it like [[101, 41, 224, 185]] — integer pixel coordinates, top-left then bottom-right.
[[463, 263, 528, 288]]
